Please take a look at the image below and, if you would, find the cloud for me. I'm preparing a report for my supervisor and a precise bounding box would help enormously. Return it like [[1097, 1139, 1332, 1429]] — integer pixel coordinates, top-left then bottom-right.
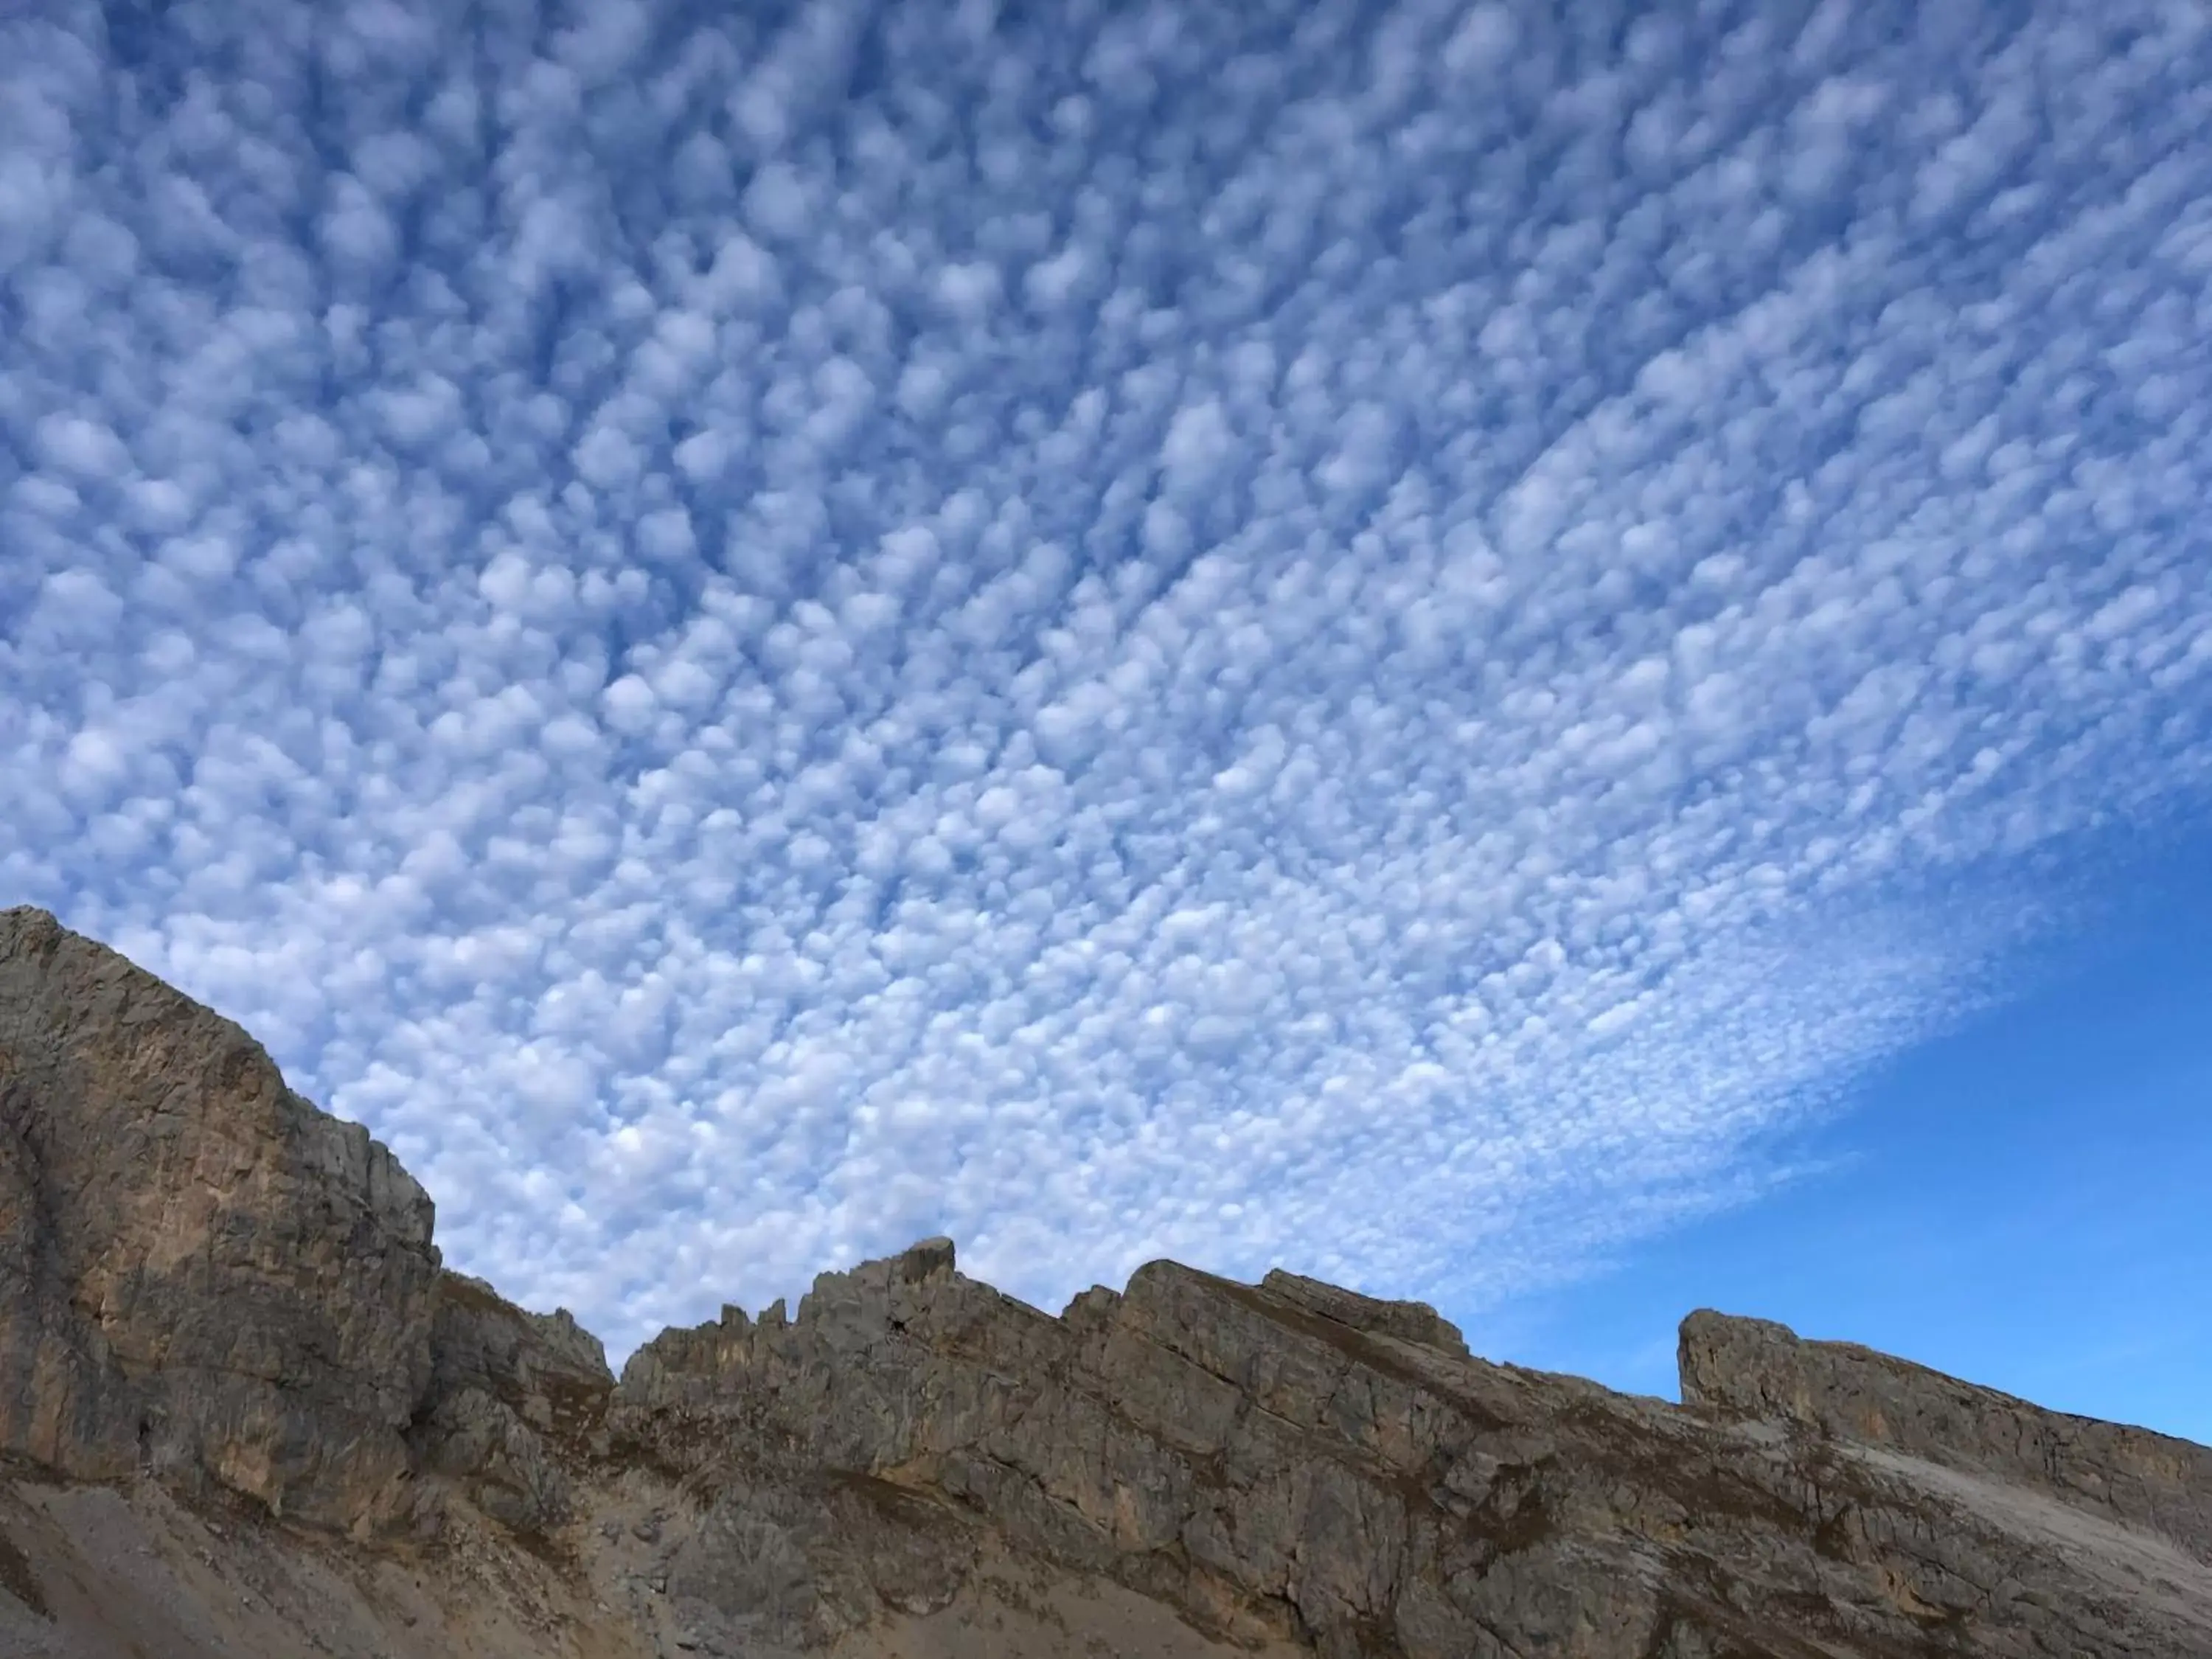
[[4, 0, 2211, 1360]]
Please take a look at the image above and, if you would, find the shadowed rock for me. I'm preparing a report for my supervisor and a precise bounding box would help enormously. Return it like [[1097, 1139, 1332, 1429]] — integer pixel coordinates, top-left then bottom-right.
[[2, 904, 2208, 1658], [411, 1269, 615, 1536]]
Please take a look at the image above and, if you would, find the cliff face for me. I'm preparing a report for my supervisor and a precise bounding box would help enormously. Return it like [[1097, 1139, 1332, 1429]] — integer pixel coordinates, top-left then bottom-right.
[[0, 906, 441, 1536], [1, 904, 2208, 1659], [607, 1245, 2212, 1659], [1678, 1307, 2212, 1564]]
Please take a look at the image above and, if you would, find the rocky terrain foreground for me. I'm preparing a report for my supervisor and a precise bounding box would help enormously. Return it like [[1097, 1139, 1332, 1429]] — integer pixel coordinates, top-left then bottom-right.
[[1, 905, 2207, 1659]]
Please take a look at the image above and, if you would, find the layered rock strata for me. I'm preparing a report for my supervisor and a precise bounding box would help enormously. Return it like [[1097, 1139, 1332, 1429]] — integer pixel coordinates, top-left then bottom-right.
[[1, 904, 2208, 1658], [1680, 1306, 2212, 1563]]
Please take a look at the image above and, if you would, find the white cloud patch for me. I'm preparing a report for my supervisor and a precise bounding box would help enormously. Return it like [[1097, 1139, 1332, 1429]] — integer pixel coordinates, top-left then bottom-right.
[[4, 0, 2212, 1361]]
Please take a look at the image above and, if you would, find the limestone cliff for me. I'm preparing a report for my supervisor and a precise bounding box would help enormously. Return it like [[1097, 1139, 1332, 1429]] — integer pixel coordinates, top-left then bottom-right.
[[1, 904, 2207, 1658], [0, 905, 440, 1537]]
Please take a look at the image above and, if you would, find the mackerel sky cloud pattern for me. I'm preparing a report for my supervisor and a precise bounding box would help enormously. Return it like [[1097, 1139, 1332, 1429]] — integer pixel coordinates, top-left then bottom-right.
[[4, 0, 2211, 1359]]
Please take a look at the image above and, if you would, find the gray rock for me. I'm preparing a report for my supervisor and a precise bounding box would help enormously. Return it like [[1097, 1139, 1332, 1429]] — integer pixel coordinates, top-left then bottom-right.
[[410, 1269, 613, 1534], [613, 1243, 2212, 1657], [1680, 1304, 2212, 1562]]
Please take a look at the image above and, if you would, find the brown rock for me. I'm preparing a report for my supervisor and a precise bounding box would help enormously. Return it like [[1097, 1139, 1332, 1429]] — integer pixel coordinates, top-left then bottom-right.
[[1256, 1269, 1470, 1357], [0, 905, 439, 1536]]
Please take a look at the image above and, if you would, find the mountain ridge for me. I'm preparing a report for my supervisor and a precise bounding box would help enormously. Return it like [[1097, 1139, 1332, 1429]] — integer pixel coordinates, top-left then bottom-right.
[[1, 902, 2207, 1658]]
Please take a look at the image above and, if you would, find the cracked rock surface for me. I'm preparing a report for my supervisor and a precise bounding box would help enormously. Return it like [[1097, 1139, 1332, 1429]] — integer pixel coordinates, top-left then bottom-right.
[[2, 905, 2208, 1658]]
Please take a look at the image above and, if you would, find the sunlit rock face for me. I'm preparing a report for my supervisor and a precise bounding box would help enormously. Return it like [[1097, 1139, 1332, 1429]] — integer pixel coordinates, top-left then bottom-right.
[[0, 905, 442, 1537], [1680, 1306, 2212, 1565], [1, 905, 2208, 1659]]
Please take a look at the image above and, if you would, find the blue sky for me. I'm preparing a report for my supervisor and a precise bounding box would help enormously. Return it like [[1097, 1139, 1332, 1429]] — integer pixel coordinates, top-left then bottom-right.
[[1492, 829, 2212, 1446], [4, 0, 2209, 1436]]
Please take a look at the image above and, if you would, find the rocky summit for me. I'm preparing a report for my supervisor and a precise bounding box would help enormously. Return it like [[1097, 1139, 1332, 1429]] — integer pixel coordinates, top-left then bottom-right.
[[1, 905, 2207, 1659]]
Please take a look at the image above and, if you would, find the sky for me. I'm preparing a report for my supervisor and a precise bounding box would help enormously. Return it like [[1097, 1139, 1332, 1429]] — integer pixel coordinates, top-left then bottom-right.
[[1490, 829, 2212, 1447], [2, 0, 2209, 1435]]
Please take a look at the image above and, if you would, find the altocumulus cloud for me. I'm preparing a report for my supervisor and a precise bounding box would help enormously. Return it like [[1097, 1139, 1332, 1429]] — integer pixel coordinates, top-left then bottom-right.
[[4, 0, 2211, 1359]]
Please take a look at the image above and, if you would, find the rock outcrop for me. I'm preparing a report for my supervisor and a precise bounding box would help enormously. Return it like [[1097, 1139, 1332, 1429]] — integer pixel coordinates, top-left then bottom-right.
[[608, 1244, 2212, 1658], [1, 903, 2209, 1659], [411, 1269, 615, 1537], [0, 905, 441, 1537], [1679, 1306, 2212, 1565]]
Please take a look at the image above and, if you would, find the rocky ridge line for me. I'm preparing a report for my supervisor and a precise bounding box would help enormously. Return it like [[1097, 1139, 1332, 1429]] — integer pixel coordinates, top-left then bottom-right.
[[1, 903, 2208, 1659]]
